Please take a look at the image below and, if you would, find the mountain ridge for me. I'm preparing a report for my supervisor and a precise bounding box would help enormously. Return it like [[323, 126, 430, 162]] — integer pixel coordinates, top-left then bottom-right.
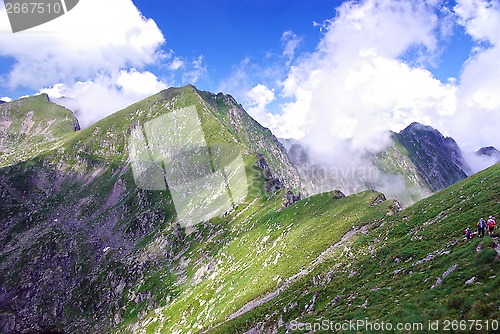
[[476, 146, 500, 162], [0, 86, 498, 333], [394, 122, 470, 191], [0, 85, 301, 333], [0, 93, 79, 167], [283, 122, 472, 206]]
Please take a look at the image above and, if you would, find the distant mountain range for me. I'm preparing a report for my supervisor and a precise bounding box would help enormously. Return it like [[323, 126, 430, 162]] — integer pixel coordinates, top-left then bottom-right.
[[282, 121, 493, 206], [0, 86, 498, 333]]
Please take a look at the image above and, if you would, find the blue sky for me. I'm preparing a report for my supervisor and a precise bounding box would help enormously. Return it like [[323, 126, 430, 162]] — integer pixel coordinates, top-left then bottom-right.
[[1, 0, 500, 157], [135, 0, 341, 87], [0, 0, 475, 97], [135, 0, 472, 86]]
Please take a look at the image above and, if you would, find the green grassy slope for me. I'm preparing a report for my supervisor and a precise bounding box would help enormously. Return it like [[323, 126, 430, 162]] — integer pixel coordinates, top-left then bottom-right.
[[117, 190, 395, 333], [209, 163, 500, 333], [0, 86, 300, 333], [0, 94, 78, 167], [2, 87, 497, 333]]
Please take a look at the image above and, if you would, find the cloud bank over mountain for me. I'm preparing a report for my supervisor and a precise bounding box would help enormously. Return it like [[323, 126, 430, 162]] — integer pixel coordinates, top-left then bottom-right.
[[0, 0, 204, 127], [1, 0, 499, 158], [243, 0, 500, 158]]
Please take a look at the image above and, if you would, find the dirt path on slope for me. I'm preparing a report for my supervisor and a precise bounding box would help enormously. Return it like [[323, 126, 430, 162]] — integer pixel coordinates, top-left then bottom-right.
[[202, 225, 368, 333]]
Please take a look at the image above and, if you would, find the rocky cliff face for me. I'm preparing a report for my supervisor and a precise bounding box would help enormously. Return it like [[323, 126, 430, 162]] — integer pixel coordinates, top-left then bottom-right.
[[0, 85, 301, 333], [197, 88, 301, 190], [394, 122, 470, 192]]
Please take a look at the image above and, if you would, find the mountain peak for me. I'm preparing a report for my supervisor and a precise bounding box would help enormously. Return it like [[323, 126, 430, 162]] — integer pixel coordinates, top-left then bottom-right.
[[401, 122, 441, 136], [476, 146, 500, 162], [0, 93, 79, 166], [395, 122, 470, 191]]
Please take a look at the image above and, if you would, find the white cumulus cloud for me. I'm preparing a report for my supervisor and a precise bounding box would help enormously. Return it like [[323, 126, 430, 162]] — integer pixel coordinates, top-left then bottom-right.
[[116, 69, 167, 97], [244, 84, 278, 128], [0, 0, 167, 126], [269, 0, 500, 161], [276, 0, 447, 145], [40, 69, 167, 127], [450, 0, 500, 152], [0, 0, 165, 89]]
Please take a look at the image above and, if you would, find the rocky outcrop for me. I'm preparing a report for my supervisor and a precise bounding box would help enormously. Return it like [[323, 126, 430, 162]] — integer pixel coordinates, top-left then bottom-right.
[[282, 190, 302, 208], [331, 190, 346, 200], [255, 153, 285, 193], [394, 122, 470, 192], [370, 192, 387, 206], [287, 144, 309, 167], [73, 119, 81, 131], [198, 88, 301, 191]]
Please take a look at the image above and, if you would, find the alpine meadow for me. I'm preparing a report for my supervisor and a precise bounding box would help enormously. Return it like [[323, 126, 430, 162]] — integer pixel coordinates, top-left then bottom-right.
[[1, 1, 500, 333]]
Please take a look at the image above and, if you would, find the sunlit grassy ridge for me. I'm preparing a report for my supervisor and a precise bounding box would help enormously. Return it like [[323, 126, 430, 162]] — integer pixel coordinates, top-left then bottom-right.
[[207, 163, 500, 333], [0, 94, 78, 167], [1, 86, 498, 333], [0, 86, 301, 333], [119, 189, 394, 333]]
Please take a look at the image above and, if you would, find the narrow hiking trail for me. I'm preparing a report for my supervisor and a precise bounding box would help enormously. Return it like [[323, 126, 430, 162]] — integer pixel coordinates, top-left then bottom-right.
[[493, 237, 500, 256], [227, 226, 367, 321]]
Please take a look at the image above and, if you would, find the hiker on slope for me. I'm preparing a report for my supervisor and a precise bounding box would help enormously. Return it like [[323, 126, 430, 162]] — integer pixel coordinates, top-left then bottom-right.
[[477, 217, 486, 238], [465, 228, 473, 240], [487, 216, 496, 237]]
